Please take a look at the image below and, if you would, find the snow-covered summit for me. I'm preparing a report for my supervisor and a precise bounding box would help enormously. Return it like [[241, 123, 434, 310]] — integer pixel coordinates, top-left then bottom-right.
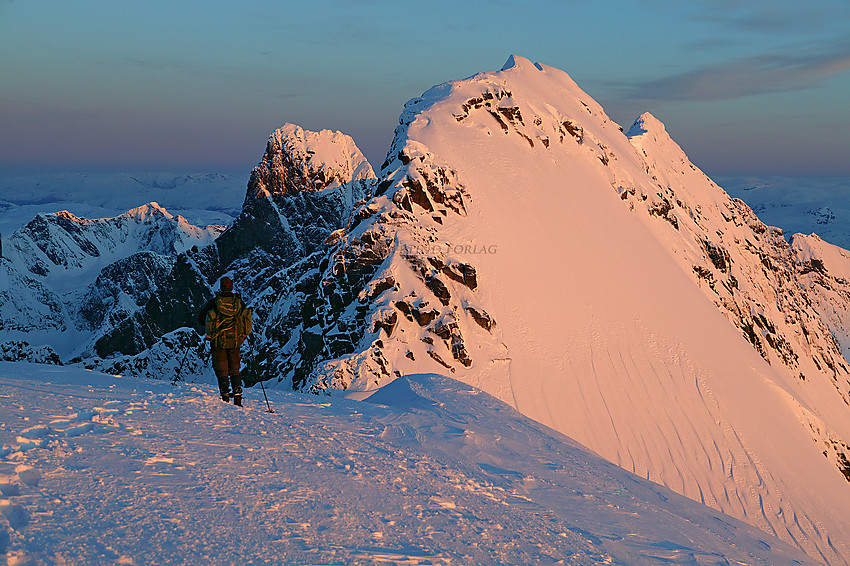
[[626, 111, 665, 136], [246, 123, 375, 202], [267, 55, 850, 565]]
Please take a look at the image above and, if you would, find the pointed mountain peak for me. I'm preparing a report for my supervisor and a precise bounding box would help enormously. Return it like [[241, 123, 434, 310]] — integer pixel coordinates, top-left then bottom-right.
[[500, 54, 544, 73], [626, 111, 689, 163], [626, 112, 667, 139], [125, 202, 173, 222], [246, 123, 375, 203], [50, 210, 86, 223]]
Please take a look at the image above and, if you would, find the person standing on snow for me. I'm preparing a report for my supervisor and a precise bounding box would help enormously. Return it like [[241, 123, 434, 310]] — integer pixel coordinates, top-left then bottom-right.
[[197, 277, 250, 406]]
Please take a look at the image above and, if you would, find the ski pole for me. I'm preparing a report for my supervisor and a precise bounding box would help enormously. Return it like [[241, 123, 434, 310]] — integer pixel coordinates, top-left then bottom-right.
[[260, 380, 275, 413], [174, 335, 192, 383]]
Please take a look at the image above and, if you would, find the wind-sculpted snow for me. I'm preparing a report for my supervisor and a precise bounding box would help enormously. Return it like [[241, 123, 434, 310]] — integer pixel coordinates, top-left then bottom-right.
[[621, 113, 850, 495], [0, 363, 819, 565]]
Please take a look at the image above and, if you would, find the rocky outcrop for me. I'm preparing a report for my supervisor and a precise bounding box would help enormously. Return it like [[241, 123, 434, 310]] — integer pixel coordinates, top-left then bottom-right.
[[0, 340, 61, 364], [264, 109, 502, 393], [76, 251, 175, 332], [791, 234, 850, 362], [89, 127, 376, 380], [247, 124, 374, 201]]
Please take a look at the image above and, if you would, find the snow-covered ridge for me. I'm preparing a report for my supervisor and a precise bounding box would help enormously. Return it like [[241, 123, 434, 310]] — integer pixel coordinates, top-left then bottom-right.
[[0, 363, 820, 565], [624, 107, 849, 388], [3, 202, 223, 291]]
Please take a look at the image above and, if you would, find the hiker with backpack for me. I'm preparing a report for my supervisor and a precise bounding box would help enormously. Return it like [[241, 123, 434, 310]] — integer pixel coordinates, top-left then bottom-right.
[[197, 277, 252, 406]]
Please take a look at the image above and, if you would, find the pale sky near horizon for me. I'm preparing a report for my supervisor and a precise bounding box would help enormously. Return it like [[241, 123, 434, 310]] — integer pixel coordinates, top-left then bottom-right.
[[1, 0, 849, 177]]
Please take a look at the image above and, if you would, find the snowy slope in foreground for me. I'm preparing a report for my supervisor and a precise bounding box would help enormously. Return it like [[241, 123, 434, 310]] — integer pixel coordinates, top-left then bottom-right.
[[0, 363, 816, 566]]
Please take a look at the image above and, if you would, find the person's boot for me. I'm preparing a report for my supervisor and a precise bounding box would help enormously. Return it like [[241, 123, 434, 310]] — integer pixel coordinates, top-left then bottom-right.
[[221, 392, 231, 403], [233, 394, 242, 407]]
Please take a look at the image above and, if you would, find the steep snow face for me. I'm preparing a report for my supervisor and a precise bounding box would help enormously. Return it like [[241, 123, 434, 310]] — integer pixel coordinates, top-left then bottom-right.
[[293, 55, 850, 565], [625, 112, 849, 388], [621, 113, 850, 496], [247, 124, 375, 202]]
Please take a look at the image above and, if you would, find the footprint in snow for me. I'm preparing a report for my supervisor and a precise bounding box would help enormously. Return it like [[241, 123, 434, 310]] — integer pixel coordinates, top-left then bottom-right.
[[12, 403, 126, 452], [0, 499, 27, 529], [0, 474, 19, 496], [15, 465, 41, 487]]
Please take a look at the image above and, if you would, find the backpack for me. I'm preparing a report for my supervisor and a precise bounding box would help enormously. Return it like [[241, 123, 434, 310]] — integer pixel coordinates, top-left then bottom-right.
[[205, 294, 252, 349]]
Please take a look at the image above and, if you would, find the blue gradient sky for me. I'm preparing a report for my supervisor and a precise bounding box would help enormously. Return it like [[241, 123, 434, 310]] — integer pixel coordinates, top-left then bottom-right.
[[1, 0, 848, 177]]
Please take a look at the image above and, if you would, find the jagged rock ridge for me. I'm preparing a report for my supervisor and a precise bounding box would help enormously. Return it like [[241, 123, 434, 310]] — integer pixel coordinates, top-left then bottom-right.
[[91, 125, 376, 382]]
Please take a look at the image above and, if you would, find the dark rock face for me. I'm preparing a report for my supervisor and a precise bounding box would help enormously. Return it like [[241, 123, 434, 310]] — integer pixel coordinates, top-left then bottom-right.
[[93, 251, 213, 357], [220, 180, 373, 269], [92, 180, 372, 362], [77, 251, 175, 331], [0, 261, 66, 333], [0, 340, 61, 364], [94, 327, 210, 383]]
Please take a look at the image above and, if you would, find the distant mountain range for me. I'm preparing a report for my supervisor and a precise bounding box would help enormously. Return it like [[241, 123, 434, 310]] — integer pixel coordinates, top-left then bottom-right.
[[720, 175, 850, 250]]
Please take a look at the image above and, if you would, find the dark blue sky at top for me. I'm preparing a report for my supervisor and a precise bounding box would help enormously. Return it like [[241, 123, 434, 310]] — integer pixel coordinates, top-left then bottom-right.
[[1, 0, 848, 177]]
